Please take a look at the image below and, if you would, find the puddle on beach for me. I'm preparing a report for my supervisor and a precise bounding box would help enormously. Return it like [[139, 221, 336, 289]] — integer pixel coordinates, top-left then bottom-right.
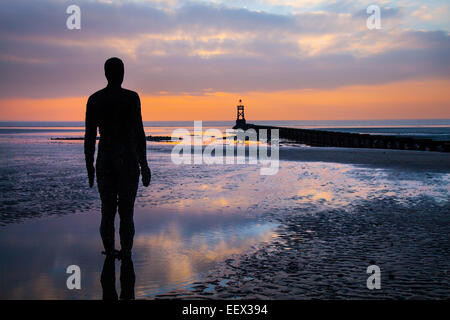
[[0, 205, 277, 299]]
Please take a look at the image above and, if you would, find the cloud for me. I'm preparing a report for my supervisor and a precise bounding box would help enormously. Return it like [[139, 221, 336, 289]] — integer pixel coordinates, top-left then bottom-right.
[[0, 0, 449, 98]]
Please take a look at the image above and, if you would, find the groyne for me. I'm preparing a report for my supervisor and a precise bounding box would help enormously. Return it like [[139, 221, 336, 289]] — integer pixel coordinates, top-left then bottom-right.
[[233, 123, 450, 152]]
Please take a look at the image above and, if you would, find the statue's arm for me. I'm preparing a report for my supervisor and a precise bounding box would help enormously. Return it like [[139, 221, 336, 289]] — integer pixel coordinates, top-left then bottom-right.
[[84, 96, 97, 187], [136, 94, 148, 169], [135, 94, 151, 187]]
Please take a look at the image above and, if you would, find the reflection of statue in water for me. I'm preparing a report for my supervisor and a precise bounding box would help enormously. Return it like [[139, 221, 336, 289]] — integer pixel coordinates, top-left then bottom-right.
[[101, 256, 135, 300], [84, 57, 151, 261]]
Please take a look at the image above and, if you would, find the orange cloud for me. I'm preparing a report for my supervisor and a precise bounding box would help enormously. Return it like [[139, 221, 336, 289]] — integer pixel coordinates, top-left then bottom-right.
[[0, 78, 449, 121]]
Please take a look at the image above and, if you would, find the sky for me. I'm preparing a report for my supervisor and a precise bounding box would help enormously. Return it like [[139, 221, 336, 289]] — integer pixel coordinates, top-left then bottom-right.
[[0, 0, 449, 121]]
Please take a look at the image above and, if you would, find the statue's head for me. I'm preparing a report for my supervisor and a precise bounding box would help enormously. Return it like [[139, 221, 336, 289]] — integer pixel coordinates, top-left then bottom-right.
[[104, 57, 124, 86]]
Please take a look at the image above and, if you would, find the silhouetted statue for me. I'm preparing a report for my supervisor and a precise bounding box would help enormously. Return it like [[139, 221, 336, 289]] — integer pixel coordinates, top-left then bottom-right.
[[84, 57, 151, 260], [101, 256, 135, 300]]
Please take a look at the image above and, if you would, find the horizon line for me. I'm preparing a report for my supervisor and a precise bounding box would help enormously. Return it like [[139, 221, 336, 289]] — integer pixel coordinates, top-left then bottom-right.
[[1, 118, 450, 123]]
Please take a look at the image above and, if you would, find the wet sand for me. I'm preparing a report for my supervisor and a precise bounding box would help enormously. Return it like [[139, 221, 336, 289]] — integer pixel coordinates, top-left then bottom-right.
[[1, 139, 449, 299], [279, 146, 450, 172], [153, 147, 450, 299], [0, 205, 277, 299], [160, 199, 450, 299]]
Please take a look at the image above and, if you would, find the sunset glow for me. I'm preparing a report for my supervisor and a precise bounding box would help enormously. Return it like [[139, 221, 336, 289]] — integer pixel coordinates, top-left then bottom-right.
[[0, 0, 449, 121], [1, 79, 449, 121]]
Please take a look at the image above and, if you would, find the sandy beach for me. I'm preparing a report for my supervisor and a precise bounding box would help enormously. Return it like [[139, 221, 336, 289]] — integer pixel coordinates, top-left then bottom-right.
[[159, 198, 450, 299], [1, 130, 449, 299], [279, 146, 450, 172], [153, 147, 450, 299]]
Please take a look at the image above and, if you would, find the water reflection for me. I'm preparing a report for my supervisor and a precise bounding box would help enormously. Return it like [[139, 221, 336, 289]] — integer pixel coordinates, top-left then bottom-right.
[[296, 188, 333, 203], [0, 206, 277, 299], [101, 256, 135, 300]]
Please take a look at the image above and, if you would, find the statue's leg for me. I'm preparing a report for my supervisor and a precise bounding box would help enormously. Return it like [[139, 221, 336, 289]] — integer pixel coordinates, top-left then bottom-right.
[[117, 165, 139, 258], [97, 168, 118, 254]]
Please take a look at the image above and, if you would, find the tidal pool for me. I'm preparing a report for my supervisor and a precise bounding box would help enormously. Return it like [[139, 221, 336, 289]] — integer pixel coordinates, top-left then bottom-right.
[[0, 205, 277, 299]]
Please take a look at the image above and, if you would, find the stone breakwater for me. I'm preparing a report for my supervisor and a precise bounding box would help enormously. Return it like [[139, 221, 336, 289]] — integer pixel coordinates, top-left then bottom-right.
[[234, 123, 450, 152]]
